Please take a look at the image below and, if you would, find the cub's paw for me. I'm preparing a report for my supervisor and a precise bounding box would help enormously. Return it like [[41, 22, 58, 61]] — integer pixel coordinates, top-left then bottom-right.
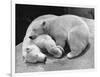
[[50, 46, 64, 58]]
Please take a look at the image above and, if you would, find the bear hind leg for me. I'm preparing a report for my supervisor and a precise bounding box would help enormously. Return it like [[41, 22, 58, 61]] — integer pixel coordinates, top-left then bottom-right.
[[67, 28, 89, 58]]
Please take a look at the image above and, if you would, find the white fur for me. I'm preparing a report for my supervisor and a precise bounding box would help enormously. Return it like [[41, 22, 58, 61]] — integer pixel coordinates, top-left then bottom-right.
[[32, 34, 64, 58], [22, 37, 46, 63]]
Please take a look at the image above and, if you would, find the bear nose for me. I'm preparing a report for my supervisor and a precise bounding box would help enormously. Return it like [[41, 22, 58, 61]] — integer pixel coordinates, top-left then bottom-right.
[[29, 35, 37, 40], [29, 36, 33, 39], [43, 57, 47, 64]]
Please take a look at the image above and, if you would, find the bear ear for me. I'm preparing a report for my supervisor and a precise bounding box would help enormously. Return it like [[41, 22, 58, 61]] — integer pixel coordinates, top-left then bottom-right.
[[41, 21, 46, 29], [42, 21, 46, 26], [42, 21, 47, 32]]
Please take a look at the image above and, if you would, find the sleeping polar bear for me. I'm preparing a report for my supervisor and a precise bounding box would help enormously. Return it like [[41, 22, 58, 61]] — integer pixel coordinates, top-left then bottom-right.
[[22, 34, 64, 63], [26, 14, 90, 58]]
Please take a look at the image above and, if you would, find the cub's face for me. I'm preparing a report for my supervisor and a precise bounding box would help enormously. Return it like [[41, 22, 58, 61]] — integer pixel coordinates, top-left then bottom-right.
[[23, 44, 47, 63]]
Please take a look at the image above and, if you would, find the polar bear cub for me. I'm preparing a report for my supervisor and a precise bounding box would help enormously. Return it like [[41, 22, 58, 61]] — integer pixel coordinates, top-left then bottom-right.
[[22, 34, 64, 63]]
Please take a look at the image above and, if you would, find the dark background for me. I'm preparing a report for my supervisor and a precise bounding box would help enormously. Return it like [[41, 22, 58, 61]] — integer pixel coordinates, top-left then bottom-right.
[[15, 4, 94, 46]]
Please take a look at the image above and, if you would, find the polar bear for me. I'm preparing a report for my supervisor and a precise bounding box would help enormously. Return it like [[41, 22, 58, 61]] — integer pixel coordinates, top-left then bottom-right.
[[26, 14, 90, 58], [22, 37, 47, 63]]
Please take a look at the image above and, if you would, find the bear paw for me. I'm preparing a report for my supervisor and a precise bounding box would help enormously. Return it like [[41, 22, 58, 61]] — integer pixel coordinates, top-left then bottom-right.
[[50, 46, 64, 58]]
